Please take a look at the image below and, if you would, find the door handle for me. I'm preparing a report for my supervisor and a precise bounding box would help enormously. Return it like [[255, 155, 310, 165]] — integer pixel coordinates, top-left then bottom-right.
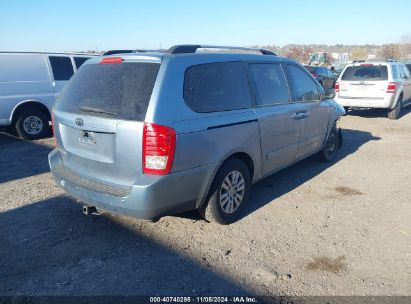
[[291, 113, 303, 120], [291, 112, 309, 120]]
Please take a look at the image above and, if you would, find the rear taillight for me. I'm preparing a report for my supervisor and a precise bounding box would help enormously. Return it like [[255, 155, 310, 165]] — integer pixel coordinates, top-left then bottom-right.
[[311, 72, 318, 78], [387, 82, 396, 93], [143, 123, 176, 175], [335, 82, 340, 92], [100, 57, 123, 64]]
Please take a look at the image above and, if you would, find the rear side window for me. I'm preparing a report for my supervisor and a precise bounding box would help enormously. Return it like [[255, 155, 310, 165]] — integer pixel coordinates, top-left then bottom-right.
[[404, 65, 411, 78], [286, 65, 320, 102], [399, 65, 409, 80], [184, 62, 252, 112], [391, 65, 399, 79], [249, 63, 290, 106], [341, 65, 388, 81], [55, 62, 160, 121], [0, 54, 49, 82], [49, 56, 74, 81], [74, 57, 90, 69]]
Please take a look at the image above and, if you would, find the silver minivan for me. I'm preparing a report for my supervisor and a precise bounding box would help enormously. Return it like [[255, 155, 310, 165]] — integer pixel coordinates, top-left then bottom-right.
[[49, 45, 345, 224], [0, 52, 94, 139]]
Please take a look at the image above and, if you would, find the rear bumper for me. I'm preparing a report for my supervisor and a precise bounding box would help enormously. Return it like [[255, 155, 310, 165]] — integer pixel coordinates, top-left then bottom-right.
[[335, 96, 395, 109], [48, 149, 219, 219]]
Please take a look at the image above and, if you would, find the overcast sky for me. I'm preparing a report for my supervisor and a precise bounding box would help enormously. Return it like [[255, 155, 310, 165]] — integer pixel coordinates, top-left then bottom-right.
[[1, 0, 409, 52]]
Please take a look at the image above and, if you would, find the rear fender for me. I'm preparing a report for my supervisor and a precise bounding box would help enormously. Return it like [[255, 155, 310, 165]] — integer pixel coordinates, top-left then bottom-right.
[[390, 91, 403, 109]]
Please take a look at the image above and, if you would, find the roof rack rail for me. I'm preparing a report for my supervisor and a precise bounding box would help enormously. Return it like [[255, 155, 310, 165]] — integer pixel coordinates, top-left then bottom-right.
[[103, 50, 135, 56], [103, 49, 163, 56], [352, 60, 365, 63], [0, 51, 98, 56], [167, 45, 277, 56]]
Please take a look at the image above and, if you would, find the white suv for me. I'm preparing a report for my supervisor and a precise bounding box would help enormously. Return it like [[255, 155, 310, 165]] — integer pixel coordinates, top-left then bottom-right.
[[335, 60, 411, 119]]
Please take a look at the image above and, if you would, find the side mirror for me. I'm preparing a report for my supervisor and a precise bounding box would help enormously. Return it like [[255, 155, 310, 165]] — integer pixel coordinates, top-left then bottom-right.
[[324, 88, 336, 99]]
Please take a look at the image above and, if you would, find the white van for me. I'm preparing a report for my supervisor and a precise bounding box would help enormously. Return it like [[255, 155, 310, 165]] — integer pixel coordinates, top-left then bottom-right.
[[0, 52, 95, 139]]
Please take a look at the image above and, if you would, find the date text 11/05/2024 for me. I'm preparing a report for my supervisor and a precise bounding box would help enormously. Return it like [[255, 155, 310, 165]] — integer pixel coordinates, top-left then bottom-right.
[[149, 296, 258, 303]]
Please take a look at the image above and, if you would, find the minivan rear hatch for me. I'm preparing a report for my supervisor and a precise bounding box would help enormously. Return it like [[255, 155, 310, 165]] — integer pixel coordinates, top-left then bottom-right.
[[53, 57, 161, 189], [339, 64, 388, 99]]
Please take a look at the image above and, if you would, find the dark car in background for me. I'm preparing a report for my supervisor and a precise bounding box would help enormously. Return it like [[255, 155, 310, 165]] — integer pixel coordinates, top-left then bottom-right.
[[304, 65, 336, 89]]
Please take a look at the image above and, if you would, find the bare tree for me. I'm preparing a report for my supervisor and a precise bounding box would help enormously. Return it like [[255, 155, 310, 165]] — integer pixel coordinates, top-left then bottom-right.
[[351, 48, 368, 61], [284, 46, 312, 63], [377, 44, 401, 60], [399, 33, 411, 59]]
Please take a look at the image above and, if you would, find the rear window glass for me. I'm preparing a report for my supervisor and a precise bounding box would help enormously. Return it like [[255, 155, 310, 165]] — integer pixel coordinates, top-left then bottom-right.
[[304, 66, 315, 73], [55, 62, 160, 121], [184, 62, 252, 112], [0, 54, 49, 82], [49, 56, 74, 81], [341, 65, 388, 81], [406, 64, 411, 73]]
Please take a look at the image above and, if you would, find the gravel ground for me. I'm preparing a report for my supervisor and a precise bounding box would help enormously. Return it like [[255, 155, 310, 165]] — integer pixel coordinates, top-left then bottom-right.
[[0, 109, 410, 298]]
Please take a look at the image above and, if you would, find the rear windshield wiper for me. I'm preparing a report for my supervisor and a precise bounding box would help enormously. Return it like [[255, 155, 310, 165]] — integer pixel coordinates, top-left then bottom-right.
[[79, 106, 119, 117]]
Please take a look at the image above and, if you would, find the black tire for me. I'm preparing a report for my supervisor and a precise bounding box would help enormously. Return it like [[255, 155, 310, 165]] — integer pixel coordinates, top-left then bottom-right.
[[15, 108, 50, 140], [319, 123, 339, 162], [388, 96, 402, 120], [200, 158, 251, 225]]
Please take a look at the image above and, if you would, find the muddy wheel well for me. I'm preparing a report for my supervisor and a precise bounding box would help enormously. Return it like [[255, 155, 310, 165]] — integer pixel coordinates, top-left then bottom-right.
[[226, 152, 254, 183]]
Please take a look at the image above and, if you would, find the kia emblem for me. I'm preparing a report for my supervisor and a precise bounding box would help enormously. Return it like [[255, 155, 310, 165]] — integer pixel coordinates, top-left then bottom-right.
[[75, 118, 84, 126]]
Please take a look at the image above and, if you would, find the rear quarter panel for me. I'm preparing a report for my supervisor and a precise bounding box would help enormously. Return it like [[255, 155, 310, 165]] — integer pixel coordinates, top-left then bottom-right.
[[172, 112, 261, 181]]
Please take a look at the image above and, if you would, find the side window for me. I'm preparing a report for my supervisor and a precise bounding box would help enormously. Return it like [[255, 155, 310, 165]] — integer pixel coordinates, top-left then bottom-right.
[[48, 56, 74, 81], [184, 62, 252, 112], [249, 63, 290, 106], [286, 65, 320, 102], [399, 65, 409, 80], [391, 65, 399, 79], [74, 57, 90, 69], [404, 65, 411, 79]]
